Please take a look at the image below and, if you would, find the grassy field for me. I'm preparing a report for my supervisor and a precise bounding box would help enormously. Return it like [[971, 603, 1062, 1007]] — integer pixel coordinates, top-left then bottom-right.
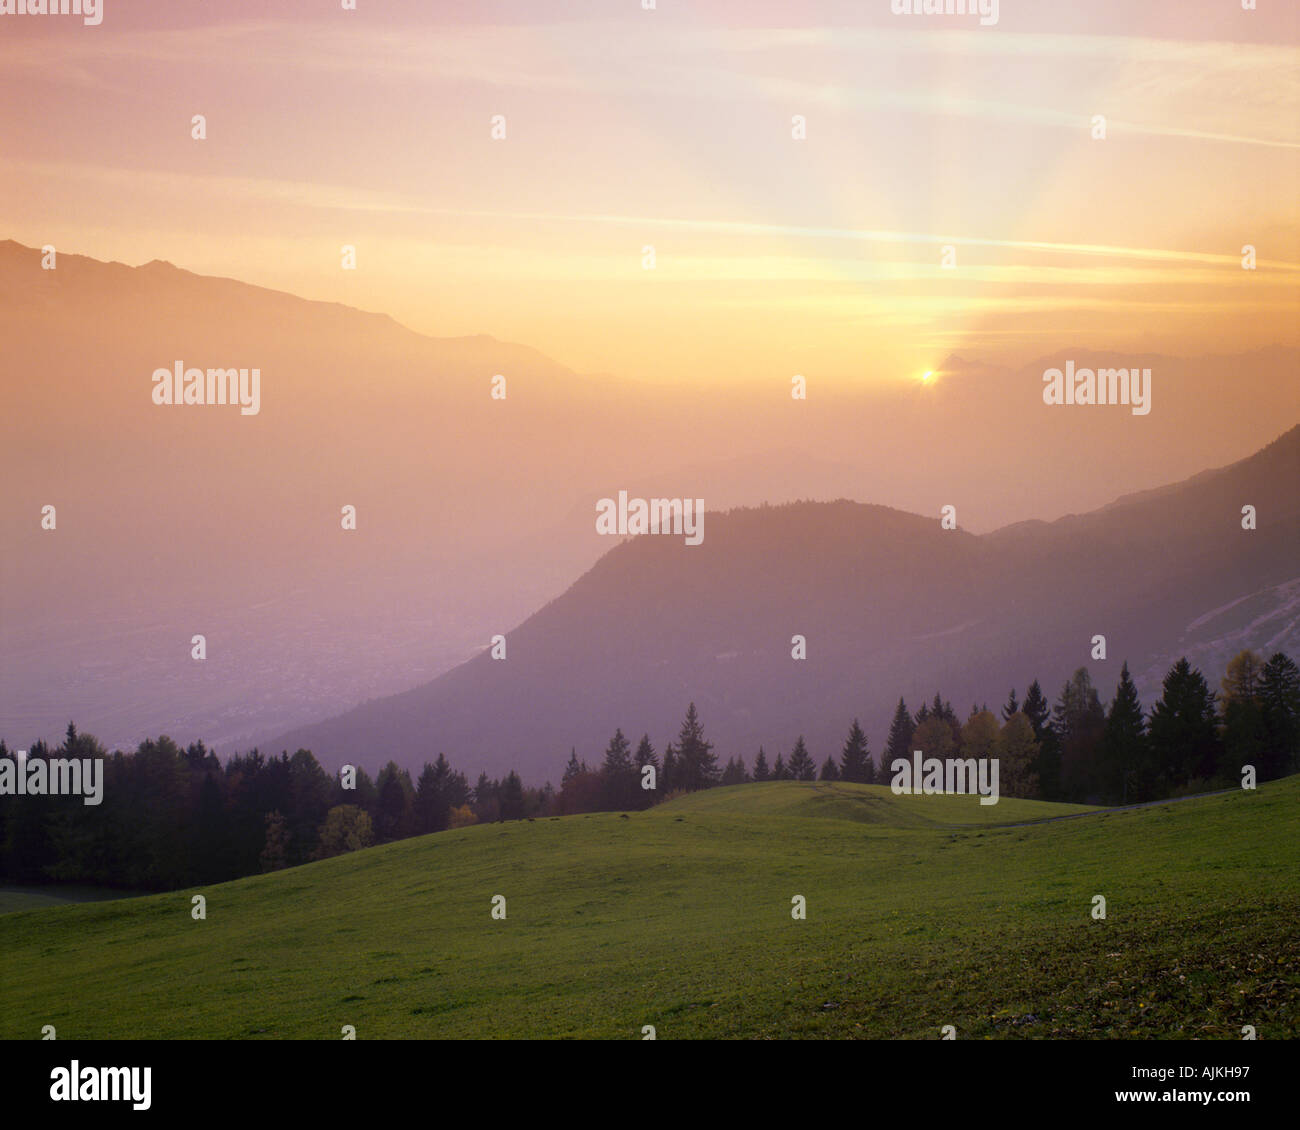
[[1, 779, 1295, 1039], [0, 885, 147, 916]]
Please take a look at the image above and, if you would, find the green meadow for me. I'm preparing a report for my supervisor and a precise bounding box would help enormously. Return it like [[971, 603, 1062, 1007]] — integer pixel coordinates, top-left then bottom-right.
[[1, 780, 1296, 1039]]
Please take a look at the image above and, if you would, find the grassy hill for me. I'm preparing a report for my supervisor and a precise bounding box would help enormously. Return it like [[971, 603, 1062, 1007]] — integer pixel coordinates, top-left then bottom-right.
[[1, 780, 1296, 1039]]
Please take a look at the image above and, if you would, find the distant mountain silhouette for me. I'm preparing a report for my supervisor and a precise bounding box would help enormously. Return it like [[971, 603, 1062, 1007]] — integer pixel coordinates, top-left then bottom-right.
[[269, 426, 1300, 778], [2, 239, 1296, 758]]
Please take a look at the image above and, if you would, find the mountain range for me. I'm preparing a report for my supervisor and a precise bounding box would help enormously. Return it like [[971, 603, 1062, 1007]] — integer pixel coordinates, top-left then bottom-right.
[[270, 426, 1300, 778], [1, 239, 1296, 770]]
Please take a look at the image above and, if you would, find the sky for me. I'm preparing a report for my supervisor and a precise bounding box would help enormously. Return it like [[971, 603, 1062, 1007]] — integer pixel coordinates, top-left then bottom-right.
[[1, 0, 1297, 386]]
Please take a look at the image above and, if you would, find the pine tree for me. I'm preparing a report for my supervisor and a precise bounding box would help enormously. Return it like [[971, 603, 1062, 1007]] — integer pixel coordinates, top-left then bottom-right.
[[562, 748, 582, 785], [1022, 679, 1050, 739], [752, 747, 770, 782], [662, 742, 677, 792], [1001, 689, 1019, 721], [721, 757, 748, 785], [1148, 658, 1222, 792], [414, 761, 441, 835], [884, 698, 915, 782], [1101, 662, 1147, 803], [1021, 679, 1055, 797], [1221, 651, 1266, 784], [1259, 652, 1300, 778], [819, 755, 840, 781], [633, 734, 660, 807], [772, 752, 788, 780], [498, 770, 525, 821], [1053, 668, 1106, 801], [934, 695, 961, 747], [839, 719, 872, 783], [675, 702, 719, 791], [375, 761, 415, 841], [600, 728, 637, 811], [787, 736, 816, 781]]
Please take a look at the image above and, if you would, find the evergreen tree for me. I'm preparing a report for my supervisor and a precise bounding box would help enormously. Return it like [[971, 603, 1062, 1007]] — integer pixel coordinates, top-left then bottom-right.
[[787, 736, 816, 781], [1052, 668, 1106, 801], [818, 755, 840, 781], [1148, 658, 1222, 792], [772, 752, 788, 780], [662, 742, 678, 792], [934, 695, 961, 747], [375, 761, 415, 842], [1022, 679, 1050, 739], [1036, 722, 1063, 801], [1101, 662, 1147, 803], [1221, 651, 1266, 785], [600, 728, 637, 811], [839, 719, 872, 783], [633, 734, 660, 807], [561, 749, 582, 786], [1258, 652, 1300, 779], [675, 703, 719, 791], [414, 760, 442, 835], [1001, 689, 1019, 721], [752, 747, 770, 782], [884, 698, 915, 782], [721, 757, 748, 786], [499, 771, 525, 821]]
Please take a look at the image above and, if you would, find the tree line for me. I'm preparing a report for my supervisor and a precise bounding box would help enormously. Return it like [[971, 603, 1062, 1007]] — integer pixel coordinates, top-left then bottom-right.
[[559, 649, 1300, 811], [1, 649, 1295, 892], [0, 733, 551, 891]]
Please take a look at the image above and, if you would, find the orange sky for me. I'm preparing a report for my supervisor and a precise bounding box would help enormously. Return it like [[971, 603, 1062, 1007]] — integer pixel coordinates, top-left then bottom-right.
[[1, 0, 1296, 385]]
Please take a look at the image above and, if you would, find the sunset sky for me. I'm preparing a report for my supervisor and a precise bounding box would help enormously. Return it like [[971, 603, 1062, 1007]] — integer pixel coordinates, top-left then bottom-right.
[[2, 0, 1297, 385]]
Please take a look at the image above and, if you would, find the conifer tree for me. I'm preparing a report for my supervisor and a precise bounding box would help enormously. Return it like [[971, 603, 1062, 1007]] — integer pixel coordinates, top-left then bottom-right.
[[675, 702, 719, 791], [884, 698, 915, 781], [1148, 658, 1222, 790], [839, 719, 872, 783], [562, 748, 582, 786], [1259, 652, 1300, 778], [1101, 662, 1147, 803], [600, 728, 637, 811], [1021, 679, 1050, 738], [787, 736, 816, 781], [1001, 688, 1019, 721], [633, 734, 660, 807]]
